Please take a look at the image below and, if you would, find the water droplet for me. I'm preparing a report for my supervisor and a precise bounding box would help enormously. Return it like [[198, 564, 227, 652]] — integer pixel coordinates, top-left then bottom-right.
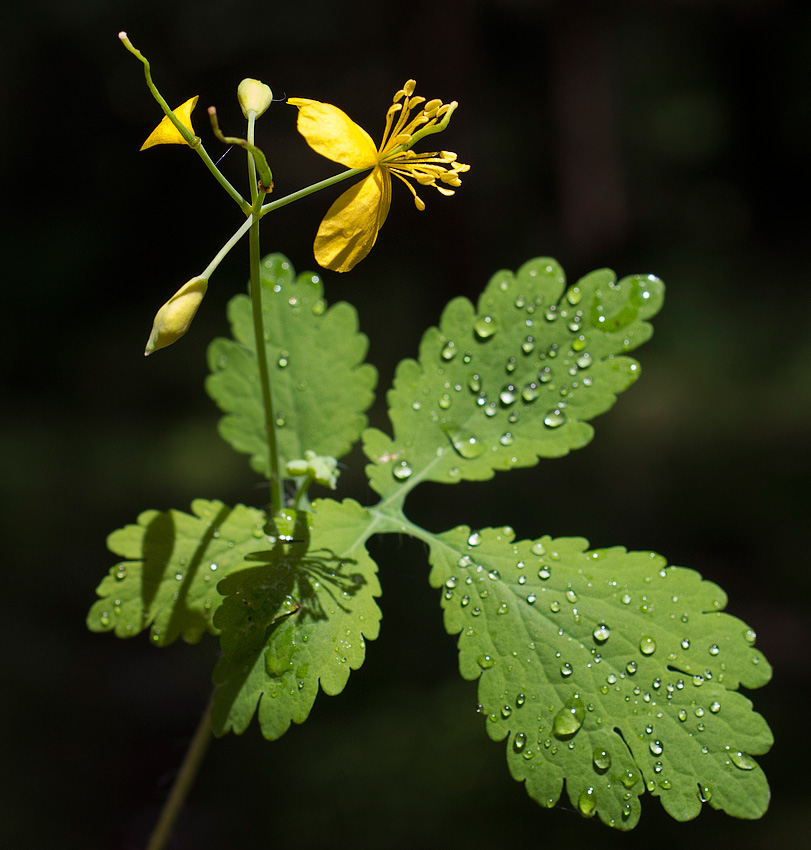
[[550, 600, 561, 613], [440, 341, 458, 360], [467, 532, 482, 547], [275, 412, 287, 427], [576, 352, 592, 369], [477, 654, 494, 669], [639, 636, 656, 656], [560, 661, 573, 677], [505, 356, 517, 373], [681, 638, 691, 650], [567, 286, 583, 305], [521, 382, 540, 402], [592, 748, 611, 772], [743, 628, 757, 645], [446, 426, 486, 459], [467, 373, 481, 392], [538, 568, 551, 580], [620, 768, 640, 789], [626, 661, 638, 675], [708, 643, 720, 656], [593, 624, 611, 643], [277, 351, 289, 368], [544, 408, 567, 428], [438, 394, 452, 409], [578, 786, 597, 817], [553, 693, 585, 738], [565, 588, 578, 603], [499, 385, 517, 405], [522, 337, 535, 355], [709, 701, 721, 713], [516, 692, 526, 707], [474, 316, 497, 339], [728, 749, 756, 770], [698, 784, 712, 803], [649, 740, 663, 756], [513, 732, 527, 752], [393, 461, 412, 480], [499, 432, 515, 446]]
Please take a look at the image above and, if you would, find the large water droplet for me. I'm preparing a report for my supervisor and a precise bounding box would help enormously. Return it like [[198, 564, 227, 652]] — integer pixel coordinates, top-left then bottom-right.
[[639, 636, 656, 656], [513, 732, 527, 753], [544, 408, 567, 428], [522, 382, 540, 402], [593, 624, 611, 643], [440, 341, 458, 361], [467, 373, 481, 392], [553, 693, 585, 738], [446, 426, 486, 459], [592, 748, 611, 772], [728, 749, 756, 770], [393, 461, 412, 480], [474, 316, 497, 339], [499, 385, 517, 405], [578, 786, 597, 817], [477, 654, 495, 669]]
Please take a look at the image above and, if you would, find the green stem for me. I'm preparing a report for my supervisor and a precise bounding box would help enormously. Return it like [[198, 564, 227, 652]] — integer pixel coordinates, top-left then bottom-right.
[[246, 116, 284, 517], [119, 32, 250, 214], [145, 693, 214, 850], [200, 214, 254, 280], [259, 167, 369, 217]]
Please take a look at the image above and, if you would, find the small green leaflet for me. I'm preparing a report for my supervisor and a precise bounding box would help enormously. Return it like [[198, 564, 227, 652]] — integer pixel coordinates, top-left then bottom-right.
[[428, 527, 772, 829], [207, 254, 377, 476], [211, 498, 382, 740], [87, 500, 273, 645], [363, 258, 663, 497]]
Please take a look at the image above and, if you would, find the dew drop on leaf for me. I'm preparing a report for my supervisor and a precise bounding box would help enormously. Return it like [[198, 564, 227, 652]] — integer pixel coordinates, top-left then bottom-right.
[[392, 462, 412, 480], [513, 732, 527, 752], [728, 749, 756, 770], [639, 636, 656, 655], [477, 654, 495, 669], [593, 624, 611, 643], [440, 341, 458, 360], [592, 748, 611, 772], [474, 316, 497, 339], [553, 693, 585, 738], [578, 786, 597, 817], [544, 408, 567, 428]]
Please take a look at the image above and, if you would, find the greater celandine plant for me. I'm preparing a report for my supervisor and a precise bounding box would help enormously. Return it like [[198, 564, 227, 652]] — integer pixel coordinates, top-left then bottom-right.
[[89, 33, 773, 849]]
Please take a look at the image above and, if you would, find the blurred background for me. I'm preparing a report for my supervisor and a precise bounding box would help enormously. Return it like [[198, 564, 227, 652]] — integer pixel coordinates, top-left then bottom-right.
[[2, 0, 808, 847]]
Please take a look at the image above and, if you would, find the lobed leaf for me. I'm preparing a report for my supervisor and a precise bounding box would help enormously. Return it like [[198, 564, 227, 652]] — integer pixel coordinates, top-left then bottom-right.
[[363, 258, 663, 497], [87, 500, 273, 645], [206, 253, 377, 475], [428, 527, 772, 828], [211, 498, 382, 740]]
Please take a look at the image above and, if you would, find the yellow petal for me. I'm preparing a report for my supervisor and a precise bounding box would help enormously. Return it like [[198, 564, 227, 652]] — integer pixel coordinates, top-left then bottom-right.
[[313, 168, 391, 272], [140, 96, 199, 150], [288, 98, 378, 169]]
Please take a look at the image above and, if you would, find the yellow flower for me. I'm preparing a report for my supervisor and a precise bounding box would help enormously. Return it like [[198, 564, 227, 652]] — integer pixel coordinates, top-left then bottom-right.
[[144, 276, 208, 355], [288, 81, 469, 272], [140, 96, 199, 150]]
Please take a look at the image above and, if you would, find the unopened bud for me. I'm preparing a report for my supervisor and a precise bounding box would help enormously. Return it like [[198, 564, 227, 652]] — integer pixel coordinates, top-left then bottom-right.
[[144, 277, 208, 356], [238, 78, 273, 119]]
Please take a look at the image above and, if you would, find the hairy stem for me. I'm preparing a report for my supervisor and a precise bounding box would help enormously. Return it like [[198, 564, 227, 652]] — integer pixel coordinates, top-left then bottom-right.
[[145, 694, 213, 850]]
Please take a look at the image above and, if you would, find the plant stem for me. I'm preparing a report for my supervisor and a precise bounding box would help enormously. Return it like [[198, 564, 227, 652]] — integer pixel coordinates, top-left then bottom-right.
[[246, 114, 284, 517], [259, 167, 368, 217], [145, 693, 214, 850]]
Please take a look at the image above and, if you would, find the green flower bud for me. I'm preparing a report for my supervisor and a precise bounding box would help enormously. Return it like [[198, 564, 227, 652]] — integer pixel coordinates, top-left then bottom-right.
[[144, 276, 208, 356], [285, 451, 339, 490], [238, 78, 273, 119]]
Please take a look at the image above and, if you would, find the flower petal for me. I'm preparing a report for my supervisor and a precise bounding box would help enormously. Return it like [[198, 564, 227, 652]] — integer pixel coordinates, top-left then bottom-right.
[[288, 98, 378, 169], [140, 96, 199, 150], [313, 167, 391, 272]]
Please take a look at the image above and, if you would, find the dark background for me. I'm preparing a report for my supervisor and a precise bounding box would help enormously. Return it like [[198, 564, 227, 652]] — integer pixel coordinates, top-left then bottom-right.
[[2, 0, 808, 847]]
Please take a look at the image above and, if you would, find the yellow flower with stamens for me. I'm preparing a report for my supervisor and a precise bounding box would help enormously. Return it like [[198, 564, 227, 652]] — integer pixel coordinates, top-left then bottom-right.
[[288, 81, 469, 272], [140, 96, 199, 150]]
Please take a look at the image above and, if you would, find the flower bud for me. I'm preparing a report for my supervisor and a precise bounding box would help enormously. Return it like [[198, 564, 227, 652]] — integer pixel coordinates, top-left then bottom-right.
[[238, 79, 273, 119], [285, 451, 339, 489], [144, 276, 208, 356]]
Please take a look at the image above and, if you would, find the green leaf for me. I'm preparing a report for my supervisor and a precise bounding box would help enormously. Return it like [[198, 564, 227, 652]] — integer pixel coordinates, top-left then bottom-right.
[[206, 253, 377, 475], [87, 500, 273, 645], [428, 527, 772, 829], [211, 498, 382, 740], [363, 258, 663, 496]]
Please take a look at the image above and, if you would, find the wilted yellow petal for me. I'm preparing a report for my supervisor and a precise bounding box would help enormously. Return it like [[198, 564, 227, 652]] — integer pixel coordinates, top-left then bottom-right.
[[144, 276, 208, 355], [288, 98, 378, 169], [140, 96, 199, 150], [313, 168, 391, 272]]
